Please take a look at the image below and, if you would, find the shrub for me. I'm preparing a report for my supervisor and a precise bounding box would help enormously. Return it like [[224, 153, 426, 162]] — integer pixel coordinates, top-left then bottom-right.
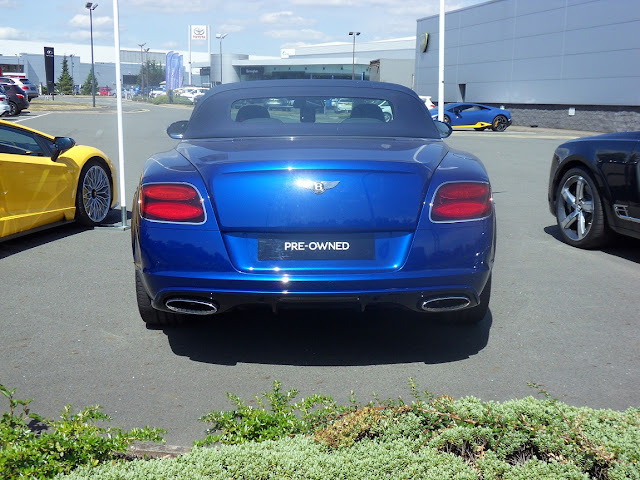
[[0, 385, 164, 479], [151, 95, 192, 105], [196, 380, 351, 446]]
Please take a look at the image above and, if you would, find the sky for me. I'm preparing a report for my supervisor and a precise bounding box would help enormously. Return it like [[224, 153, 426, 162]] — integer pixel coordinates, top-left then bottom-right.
[[1, 0, 486, 57]]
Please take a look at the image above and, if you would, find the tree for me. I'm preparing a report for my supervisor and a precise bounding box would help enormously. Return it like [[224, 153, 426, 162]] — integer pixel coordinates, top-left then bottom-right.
[[57, 56, 74, 95], [141, 60, 165, 88], [81, 69, 98, 96]]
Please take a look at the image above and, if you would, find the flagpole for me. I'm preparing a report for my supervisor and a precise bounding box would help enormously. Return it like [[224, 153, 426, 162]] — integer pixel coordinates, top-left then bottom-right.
[[438, 0, 445, 122], [188, 25, 192, 85], [112, 0, 128, 230]]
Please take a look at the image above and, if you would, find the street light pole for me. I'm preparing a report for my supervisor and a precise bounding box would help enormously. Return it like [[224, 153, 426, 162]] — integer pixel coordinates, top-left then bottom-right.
[[138, 42, 146, 95], [349, 31, 360, 80], [86, 2, 98, 107], [216, 33, 227, 85]]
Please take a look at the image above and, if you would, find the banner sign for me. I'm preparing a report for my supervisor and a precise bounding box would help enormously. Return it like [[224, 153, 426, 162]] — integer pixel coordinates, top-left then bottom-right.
[[44, 47, 55, 94], [191, 25, 207, 40], [165, 51, 184, 91]]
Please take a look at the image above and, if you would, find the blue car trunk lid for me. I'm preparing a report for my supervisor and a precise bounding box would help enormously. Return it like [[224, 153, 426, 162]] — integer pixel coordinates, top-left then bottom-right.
[[178, 137, 447, 232]]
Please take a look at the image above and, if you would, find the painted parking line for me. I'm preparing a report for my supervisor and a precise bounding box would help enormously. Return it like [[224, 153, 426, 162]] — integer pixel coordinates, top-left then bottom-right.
[[11, 112, 52, 123]]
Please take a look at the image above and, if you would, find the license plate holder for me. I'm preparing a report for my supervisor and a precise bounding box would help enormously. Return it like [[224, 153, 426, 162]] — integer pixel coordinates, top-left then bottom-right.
[[258, 234, 375, 260]]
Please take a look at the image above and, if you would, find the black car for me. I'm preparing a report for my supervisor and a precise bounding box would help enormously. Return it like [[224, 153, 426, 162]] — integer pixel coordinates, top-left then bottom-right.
[[0, 84, 29, 116], [548, 131, 640, 248]]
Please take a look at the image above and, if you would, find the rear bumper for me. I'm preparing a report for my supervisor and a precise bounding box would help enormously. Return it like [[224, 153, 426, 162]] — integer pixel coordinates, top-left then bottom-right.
[[148, 282, 487, 314], [134, 220, 495, 314]]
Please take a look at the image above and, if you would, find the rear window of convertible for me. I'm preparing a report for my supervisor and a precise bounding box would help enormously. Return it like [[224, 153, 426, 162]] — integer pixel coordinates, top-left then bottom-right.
[[231, 97, 394, 124], [185, 83, 441, 139]]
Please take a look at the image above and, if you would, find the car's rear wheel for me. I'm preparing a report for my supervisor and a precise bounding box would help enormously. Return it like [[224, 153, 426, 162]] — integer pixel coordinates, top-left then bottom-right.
[[8, 102, 18, 116], [443, 114, 451, 124], [135, 270, 185, 327], [491, 115, 508, 132], [383, 112, 392, 122], [75, 160, 112, 226], [555, 167, 609, 249]]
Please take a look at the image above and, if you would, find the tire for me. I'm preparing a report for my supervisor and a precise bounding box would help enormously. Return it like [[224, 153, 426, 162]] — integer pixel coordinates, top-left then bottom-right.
[[383, 112, 392, 122], [8, 102, 18, 116], [75, 159, 112, 226], [555, 167, 609, 249], [491, 115, 508, 132], [443, 114, 451, 124], [135, 270, 185, 327]]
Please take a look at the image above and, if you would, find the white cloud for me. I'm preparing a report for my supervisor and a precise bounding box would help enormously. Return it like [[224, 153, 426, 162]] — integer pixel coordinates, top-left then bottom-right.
[[69, 14, 113, 30], [0, 27, 21, 39], [264, 29, 330, 41], [260, 11, 315, 26], [217, 24, 246, 34], [127, 0, 212, 13]]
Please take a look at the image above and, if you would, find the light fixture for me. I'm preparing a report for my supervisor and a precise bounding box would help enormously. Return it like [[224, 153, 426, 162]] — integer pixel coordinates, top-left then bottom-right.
[[349, 31, 360, 80], [86, 2, 98, 107], [216, 33, 228, 85]]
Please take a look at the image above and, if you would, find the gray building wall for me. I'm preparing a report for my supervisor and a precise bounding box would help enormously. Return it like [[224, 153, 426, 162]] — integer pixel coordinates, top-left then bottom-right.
[[369, 59, 415, 88], [415, 0, 640, 131]]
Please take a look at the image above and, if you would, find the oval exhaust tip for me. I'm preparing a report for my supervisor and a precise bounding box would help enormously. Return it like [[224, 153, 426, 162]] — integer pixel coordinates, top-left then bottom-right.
[[165, 298, 218, 315], [420, 296, 471, 312]]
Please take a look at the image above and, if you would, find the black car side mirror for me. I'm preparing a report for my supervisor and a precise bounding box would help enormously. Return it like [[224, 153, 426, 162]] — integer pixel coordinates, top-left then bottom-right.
[[51, 137, 76, 161], [167, 120, 189, 139]]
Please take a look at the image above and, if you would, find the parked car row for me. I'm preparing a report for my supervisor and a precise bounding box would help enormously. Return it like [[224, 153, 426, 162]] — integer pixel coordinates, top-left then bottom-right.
[[0, 76, 38, 101], [2, 79, 638, 330], [0, 84, 29, 116]]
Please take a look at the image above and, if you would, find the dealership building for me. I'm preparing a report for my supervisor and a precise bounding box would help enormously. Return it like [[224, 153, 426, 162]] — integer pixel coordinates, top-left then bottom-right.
[[415, 0, 640, 131], [1, 0, 637, 131]]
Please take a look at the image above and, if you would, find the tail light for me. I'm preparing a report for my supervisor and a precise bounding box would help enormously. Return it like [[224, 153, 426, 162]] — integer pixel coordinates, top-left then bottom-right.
[[431, 182, 492, 222], [16, 94, 25, 99], [140, 183, 205, 223], [21, 86, 29, 91]]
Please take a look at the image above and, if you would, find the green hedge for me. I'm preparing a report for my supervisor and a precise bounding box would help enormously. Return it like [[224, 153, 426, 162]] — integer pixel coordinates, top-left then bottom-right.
[[2, 382, 639, 479]]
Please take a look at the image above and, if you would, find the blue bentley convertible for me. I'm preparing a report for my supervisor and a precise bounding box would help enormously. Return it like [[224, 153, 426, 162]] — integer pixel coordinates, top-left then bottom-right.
[[132, 80, 496, 326]]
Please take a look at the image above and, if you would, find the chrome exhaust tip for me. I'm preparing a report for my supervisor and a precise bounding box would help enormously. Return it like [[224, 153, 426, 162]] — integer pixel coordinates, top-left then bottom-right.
[[420, 296, 471, 312], [165, 298, 218, 315]]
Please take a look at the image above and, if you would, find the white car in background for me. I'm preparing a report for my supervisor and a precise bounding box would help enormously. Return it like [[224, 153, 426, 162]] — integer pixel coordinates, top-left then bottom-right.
[[419, 95, 435, 109], [0, 93, 10, 116], [180, 88, 208, 103]]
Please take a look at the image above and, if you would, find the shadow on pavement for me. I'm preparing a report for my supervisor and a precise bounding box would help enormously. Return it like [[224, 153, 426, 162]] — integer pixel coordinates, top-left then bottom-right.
[[0, 209, 132, 259], [543, 225, 640, 263], [161, 307, 492, 366]]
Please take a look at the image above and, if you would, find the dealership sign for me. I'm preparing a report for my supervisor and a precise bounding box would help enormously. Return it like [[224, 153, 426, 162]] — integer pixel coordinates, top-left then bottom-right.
[[191, 25, 207, 40]]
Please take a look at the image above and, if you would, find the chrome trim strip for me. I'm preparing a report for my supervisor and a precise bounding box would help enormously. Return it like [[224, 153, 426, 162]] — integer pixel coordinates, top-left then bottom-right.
[[614, 204, 640, 224]]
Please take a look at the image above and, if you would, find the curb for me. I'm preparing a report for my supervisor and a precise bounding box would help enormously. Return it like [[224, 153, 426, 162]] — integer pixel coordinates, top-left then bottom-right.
[[129, 443, 191, 459]]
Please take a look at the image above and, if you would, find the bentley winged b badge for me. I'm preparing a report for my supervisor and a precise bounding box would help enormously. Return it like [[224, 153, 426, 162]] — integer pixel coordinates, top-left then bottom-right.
[[297, 180, 340, 195]]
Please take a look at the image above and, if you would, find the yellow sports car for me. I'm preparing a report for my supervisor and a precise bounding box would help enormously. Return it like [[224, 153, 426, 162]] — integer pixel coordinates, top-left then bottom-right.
[[0, 119, 118, 240]]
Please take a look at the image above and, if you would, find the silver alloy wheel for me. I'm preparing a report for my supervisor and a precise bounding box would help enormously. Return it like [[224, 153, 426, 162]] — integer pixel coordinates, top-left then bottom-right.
[[557, 174, 594, 241], [81, 165, 111, 223]]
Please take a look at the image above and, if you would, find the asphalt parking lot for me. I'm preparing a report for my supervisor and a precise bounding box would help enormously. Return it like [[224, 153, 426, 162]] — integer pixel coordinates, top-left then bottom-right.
[[1, 99, 638, 447]]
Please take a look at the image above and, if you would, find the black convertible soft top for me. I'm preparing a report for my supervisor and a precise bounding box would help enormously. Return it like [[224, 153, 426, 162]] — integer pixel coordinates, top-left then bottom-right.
[[183, 79, 441, 140]]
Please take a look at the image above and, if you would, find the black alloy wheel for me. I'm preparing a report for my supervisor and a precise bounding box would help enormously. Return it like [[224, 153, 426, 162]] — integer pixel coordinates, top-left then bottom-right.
[[491, 115, 509, 132]]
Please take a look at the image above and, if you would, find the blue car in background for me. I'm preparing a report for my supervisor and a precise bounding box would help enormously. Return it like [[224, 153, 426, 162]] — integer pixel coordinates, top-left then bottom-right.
[[430, 102, 512, 132], [132, 80, 496, 326]]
